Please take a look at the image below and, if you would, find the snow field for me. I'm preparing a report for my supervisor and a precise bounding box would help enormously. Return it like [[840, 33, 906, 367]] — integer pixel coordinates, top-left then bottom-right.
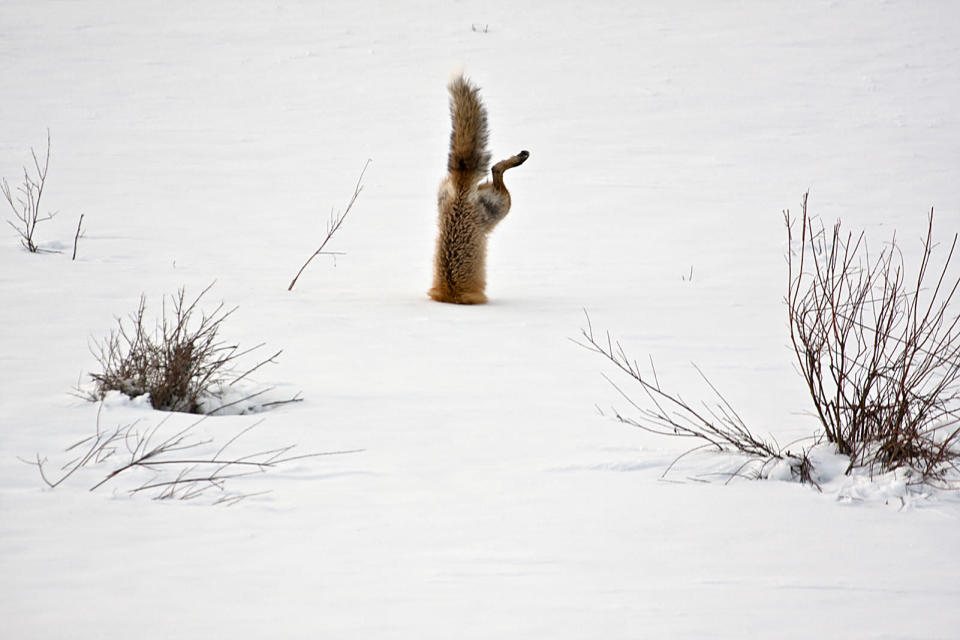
[[2, 1, 960, 638]]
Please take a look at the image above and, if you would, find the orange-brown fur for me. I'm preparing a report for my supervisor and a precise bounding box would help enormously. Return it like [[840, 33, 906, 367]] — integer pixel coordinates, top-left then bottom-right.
[[428, 75, 528, 304]]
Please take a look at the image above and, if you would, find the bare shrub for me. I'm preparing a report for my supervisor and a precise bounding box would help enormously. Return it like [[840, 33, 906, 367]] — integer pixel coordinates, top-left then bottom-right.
[[3, 130, 57, 253], [89, 284, 294, 414], [23, 405, 359, 504], [576, 313, 818, 487], [786, 193, 960, 485]]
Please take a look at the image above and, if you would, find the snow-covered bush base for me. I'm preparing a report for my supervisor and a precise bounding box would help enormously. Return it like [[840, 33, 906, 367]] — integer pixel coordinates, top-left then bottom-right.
[[766, 446, 951, 509]]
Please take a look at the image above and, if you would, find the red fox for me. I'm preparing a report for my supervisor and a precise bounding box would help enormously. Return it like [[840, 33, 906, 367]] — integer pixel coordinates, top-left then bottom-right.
[[428, 75, 529, 304]]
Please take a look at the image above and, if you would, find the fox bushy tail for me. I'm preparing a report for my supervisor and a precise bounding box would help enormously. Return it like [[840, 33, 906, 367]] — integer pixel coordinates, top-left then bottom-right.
[[447, 76, 491, 191]]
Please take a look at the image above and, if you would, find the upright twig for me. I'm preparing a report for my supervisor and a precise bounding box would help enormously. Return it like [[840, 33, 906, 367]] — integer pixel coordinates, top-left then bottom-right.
[[288, 159, 371, 291], [72, 213, 85, 260]]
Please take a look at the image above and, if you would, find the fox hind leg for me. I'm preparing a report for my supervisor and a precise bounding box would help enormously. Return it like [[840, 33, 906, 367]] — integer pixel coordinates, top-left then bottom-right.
[[477, 150, 529, 230], [492, 150, 529, 180]]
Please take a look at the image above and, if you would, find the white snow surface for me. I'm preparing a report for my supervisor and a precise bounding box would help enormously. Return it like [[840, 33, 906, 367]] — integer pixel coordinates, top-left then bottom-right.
[[3, 1, 960, 638]]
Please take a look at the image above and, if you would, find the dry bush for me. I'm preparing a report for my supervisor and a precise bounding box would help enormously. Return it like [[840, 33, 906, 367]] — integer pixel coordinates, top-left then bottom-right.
[[89, 284, 292, 414], [786, 193, 960, 486], [576, 313, 818, 487], [580, 195, 960, 492], [3, 131, 57, 253]]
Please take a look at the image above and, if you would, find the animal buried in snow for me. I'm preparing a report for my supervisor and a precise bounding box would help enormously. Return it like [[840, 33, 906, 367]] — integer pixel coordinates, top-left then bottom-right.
[[429, 75, 529, 304]]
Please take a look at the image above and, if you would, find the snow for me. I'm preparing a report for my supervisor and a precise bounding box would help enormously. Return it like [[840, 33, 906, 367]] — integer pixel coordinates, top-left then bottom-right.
[[2, 1, 960, 638]]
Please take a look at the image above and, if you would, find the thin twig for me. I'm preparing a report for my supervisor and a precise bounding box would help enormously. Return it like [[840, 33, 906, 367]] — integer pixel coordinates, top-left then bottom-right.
[[288, 159, 372, 291], [72, 213, 85, 260]]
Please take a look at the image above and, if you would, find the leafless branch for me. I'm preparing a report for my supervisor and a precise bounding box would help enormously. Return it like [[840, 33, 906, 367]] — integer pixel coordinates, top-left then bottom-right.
[[288, 159, 371, 291], [574, 311, 817, 487], [23, 408, 362, 503]]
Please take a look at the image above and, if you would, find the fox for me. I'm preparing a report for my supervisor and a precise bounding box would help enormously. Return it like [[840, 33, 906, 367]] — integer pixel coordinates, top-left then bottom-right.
[[428, 74, 529, 305]]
